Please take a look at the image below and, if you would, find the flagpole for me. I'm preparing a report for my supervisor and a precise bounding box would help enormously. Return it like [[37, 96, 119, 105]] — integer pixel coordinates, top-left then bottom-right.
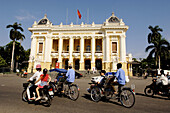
[[77, 14, 78, 25], [66, 8, 68, 25], [87, 8, 89, 24]]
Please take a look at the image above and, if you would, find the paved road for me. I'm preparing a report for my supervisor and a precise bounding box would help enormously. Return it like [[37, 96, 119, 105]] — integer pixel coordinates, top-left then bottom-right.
[[0, 73, 169, 113]]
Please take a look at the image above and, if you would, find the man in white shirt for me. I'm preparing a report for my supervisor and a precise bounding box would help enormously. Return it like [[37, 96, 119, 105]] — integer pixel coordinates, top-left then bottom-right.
[[27, 64, 42, 100], [157, 70, 168, 94]]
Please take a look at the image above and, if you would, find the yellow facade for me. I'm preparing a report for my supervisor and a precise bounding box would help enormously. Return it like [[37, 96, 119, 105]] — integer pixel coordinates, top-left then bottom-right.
[[28, 13, 133, 76]]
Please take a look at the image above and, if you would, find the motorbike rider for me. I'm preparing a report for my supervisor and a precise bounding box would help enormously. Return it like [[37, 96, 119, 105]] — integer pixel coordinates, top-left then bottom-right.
[[156, 70, 168, 94], [27, 64, 42, 100], [107, 63, 126, 95], [35, 68, 51, 101]]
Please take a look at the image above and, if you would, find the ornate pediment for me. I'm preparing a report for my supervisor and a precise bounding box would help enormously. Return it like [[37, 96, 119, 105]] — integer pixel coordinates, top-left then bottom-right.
[[37, 14, 52, 25], [108, 17, 120, 23]]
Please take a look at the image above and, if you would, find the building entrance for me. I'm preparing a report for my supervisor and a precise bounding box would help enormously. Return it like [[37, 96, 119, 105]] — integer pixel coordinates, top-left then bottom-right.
[[62, 59, 69, 69], [74, 59, 80, 70], [85, 59, 91, 70], [95, 59, 102, 70]]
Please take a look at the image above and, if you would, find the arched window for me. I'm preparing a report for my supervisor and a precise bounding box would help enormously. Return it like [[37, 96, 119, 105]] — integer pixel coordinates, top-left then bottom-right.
[[86, 45, 91, 52]]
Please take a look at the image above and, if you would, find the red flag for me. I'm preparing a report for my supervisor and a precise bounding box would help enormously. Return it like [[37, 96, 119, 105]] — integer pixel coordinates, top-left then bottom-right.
[[77, 9, 82, 19]]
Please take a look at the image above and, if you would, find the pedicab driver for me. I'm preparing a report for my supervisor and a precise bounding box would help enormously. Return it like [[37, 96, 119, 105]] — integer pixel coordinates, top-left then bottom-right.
[[66, 65, 75, 84], [61, 65, 75, 93], [109, 63, 126, 95]]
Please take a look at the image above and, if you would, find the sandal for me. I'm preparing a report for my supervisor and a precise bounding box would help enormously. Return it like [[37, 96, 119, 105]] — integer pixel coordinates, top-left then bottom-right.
[[35, 97, 41, 101]]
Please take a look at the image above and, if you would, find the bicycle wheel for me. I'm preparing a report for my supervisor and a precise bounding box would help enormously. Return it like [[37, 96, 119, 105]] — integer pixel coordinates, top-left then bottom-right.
[[91, 87, 101, 102], [120, 89, 135, 108], [144, 87, 154, 96], [69, 84, 79, 101], [22, 89, 28, 102]]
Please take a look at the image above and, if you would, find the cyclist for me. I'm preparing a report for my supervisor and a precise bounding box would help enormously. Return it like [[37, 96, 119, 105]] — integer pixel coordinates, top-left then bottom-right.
[[66, 65, 75, 84], [27, 64, 42, 100]]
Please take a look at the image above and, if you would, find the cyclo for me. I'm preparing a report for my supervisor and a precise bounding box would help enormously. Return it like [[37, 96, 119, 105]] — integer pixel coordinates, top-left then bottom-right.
[[88, 72, 135, 108], [49, 68, 79, 101]]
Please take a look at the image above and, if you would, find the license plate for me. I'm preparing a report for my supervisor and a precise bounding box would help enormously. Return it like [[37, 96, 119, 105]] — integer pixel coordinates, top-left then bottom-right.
[[49, 91, 54, 95]]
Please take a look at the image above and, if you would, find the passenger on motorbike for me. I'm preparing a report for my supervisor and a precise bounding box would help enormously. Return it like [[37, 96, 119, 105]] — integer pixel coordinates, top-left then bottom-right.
[[156, 70, 168, 94], [35, 68, 51, 101], [107, 63, 125, 95], [27, 64, 42, 100]]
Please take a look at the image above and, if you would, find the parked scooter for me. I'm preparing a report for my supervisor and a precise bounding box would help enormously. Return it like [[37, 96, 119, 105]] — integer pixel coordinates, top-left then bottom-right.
[[22, 80, 54, 107], [144, 78, 170, 99]]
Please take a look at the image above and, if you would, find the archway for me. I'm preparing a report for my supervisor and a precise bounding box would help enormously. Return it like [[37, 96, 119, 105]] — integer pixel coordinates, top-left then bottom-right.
[[95, 59, 102, 70], [85, 59, 91, 70], [74, 59, 80, 70]]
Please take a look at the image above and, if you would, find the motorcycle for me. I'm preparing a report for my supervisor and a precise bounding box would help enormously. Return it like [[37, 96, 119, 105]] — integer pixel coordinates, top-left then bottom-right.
[[144, 78, 170, 99], [87, 72, 135, 108], [22, 80, 54, 107]]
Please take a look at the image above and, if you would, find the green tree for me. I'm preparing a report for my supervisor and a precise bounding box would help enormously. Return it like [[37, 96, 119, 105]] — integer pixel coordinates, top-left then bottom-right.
[[5, 41, 25, 70], [146, 36, 169, 70], [6, 22, 25, 72], [148, 25, 163, 44], [0, 55, 7, 67]]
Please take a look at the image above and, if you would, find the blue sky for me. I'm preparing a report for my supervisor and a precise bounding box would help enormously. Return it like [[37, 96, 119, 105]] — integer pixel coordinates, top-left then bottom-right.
[[0, 0, 170, 58]]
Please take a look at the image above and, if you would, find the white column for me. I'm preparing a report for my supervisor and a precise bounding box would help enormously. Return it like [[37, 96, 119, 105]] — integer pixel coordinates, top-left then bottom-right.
[[106, 36, 110, 62], [29, 36, 36, 61], [80, 36, 84, 63], [91, 36, 95, 63], [69, 36, 73, 64], [58, 36, 63, 63], [120, 35, 126, 62], [44, 36, 52, 62], [102, 37, 105, 62]]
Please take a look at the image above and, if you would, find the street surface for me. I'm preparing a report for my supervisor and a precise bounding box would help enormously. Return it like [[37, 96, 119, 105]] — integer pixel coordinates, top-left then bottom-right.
[[0, 73, 169, 113]]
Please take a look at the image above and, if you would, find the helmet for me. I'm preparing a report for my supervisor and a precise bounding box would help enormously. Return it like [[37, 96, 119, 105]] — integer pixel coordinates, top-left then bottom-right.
[[36, 64, 41, 69], [43, 68, 48, 74]]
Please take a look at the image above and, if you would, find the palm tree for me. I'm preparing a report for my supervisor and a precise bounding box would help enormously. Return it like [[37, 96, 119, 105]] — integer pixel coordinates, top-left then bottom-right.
[[6, 22, 25, 72], [145, 36, 169, 70], [148, 25, 163, 44]]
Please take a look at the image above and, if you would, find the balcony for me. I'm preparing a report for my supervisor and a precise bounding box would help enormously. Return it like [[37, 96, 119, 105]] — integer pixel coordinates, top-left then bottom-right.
[[95, 51, 103, 58], [62, 51, 69, 58], [73, 51, 80, 58], [84, 51, 92, 58], [51, 51, 59, 57]]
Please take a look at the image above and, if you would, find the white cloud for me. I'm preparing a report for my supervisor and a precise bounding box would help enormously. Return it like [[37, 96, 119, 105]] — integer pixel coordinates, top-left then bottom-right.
[[15, 10, 36, 21]]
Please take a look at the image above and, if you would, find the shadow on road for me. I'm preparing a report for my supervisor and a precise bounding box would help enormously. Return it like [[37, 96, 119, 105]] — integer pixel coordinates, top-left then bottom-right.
[[82, 94, 122, 107], [136, 92, 169, 100]]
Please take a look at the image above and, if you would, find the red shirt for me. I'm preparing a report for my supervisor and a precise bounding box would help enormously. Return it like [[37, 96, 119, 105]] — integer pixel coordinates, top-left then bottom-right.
[[40, 74, 49, 82]]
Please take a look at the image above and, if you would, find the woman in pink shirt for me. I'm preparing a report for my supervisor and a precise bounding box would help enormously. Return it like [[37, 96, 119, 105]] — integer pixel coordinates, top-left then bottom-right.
[[35, 68, 51, 101]]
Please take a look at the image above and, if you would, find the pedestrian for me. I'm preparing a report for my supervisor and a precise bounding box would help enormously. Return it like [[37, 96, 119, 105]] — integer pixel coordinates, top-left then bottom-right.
[[87, 68, 90, 75]]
